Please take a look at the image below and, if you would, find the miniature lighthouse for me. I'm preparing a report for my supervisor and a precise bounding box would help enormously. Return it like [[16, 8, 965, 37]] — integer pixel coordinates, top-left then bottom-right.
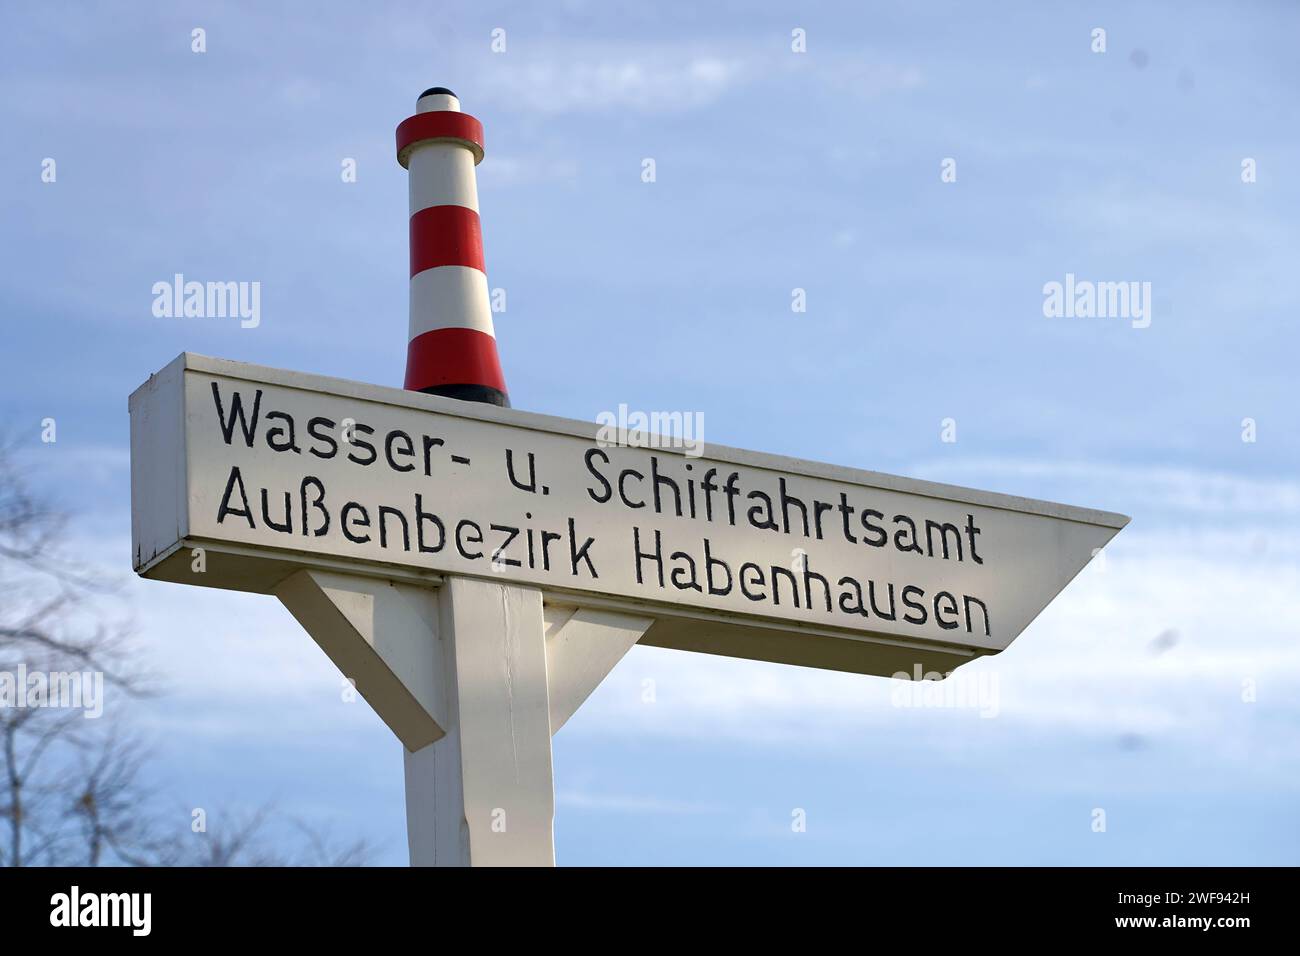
[[396, 87, 509, 407]]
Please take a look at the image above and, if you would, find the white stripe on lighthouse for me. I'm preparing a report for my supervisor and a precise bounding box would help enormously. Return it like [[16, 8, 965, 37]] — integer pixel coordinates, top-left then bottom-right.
[[409, 266, 496, 338], [408, 143, 480, 214], [417, 91, 460, 113]]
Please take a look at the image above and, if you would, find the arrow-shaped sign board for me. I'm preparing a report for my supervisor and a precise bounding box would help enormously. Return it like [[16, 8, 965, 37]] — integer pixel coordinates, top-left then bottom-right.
[[131, 353, 1127, 681]]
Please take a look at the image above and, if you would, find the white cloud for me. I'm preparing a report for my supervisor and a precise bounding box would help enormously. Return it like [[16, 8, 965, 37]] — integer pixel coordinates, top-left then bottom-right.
[[471, 41, 922, 115], [807, 60, 924, 100], [479, 49, 749, 114], [909, 457, 1300, 521]]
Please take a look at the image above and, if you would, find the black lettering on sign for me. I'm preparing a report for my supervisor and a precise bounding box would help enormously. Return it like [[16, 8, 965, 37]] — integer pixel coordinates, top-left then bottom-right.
[[669, 550, 701, 592], [347, 424, 377, 466], [650, 457, 681, 518], [739, 562, 765, 601], [217, 465, 254, 527], [778, 478, 808, 537], [925, 520, 963, 561], [378, 506, 410, 551], [341, 502, 371, 544], [802, 562, 832, 612], [385, 430, 415, 472], [421, 435, 444, 477], [869, 581, 897, 620], [700, 469, 719, 522], [568, 518, 597, 579], [301, 476, 329, 537], [860, 509, 887, 547], [893, 515, 923, 554], [838, 577, 866, 616], [747, 490, 777, 531], [837, 494, 857, 544], [197, 383, 1003, 639], [506, 449, 537, 492], [490, 524, 521, 568], [703, 538, 731, 596], [632, 526, 663, 587], [722, 472, 742, 526], [619, 468, 646, 509], [770, 565, 799, 608], [261, 489, 292, 533], [584, 448, 612, 503], [540, 530, 561, 572], [307, 417, 338, 459], [965, 514, 984, 564], [415, 495, 445, 553], [456, 519, 484, 560], [265, 411, 300, 453], [934, 590, 960, 629], [964, 596, 991, 636], [901, 585, 927, 625], [211, 383, 262, 447]]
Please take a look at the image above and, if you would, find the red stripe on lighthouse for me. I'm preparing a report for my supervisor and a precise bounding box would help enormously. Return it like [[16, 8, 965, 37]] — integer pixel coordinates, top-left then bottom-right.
[[409, 205, 485, 277], [396, 111, 485, 166], [404, 327, 507, 393]]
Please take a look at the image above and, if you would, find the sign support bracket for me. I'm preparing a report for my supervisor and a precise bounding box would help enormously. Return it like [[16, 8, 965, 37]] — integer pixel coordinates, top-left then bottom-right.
[[277, 571, 650, 866]]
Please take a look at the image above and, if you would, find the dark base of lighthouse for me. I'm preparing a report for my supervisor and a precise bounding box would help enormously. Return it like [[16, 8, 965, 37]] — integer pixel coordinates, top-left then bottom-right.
[[418, 383, 510, 408]]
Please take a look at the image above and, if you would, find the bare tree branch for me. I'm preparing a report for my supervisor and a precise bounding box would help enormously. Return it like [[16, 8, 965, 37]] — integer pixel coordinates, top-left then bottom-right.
[[0, 440, 373, 867]]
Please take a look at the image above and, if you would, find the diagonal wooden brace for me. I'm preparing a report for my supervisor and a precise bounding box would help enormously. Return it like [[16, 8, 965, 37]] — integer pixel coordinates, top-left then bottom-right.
[[543, 605, 652, 735], [274, 571, 650, 866], [275, 569, 446, 750]]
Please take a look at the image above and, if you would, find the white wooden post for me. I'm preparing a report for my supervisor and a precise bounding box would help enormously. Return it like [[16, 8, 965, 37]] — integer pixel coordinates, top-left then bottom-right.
[[404, 577, 554, 866]]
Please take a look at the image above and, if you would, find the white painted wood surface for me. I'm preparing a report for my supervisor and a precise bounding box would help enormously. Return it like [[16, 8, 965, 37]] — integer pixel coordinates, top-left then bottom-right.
[[275, 570, 446, 750], [404, 577, 554, 866], [545, 606, 650, 735]]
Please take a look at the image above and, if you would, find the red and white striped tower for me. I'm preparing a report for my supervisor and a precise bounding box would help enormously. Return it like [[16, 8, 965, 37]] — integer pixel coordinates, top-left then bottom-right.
[[396, 87, 509, 407]]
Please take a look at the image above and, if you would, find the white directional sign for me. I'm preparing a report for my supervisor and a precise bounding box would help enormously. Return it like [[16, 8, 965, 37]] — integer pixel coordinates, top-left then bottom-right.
[[132, 353, 1126, 681]]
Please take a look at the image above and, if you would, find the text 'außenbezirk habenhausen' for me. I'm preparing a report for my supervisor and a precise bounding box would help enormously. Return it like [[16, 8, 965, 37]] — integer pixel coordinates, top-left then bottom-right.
[[205, 382, 993, 637]]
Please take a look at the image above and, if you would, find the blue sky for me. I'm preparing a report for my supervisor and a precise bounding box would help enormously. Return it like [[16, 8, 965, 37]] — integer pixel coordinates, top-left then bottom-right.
[[2, 0, 1297, 864]]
